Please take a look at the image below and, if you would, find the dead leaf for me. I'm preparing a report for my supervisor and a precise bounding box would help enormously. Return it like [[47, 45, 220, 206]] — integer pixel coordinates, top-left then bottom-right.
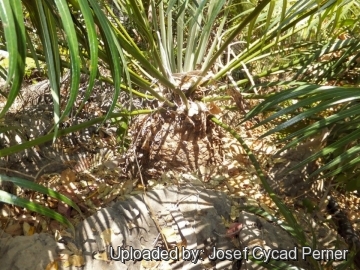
[[208, 101, 222, 114], [227, 88, 247, 114], [141, 259, 160, 269], [23, 222, 35, 236], [161, 227, 181, 244], [58, 183, 80, 202], [66, 241, 81, 254], [93, 251, 109, 261], [338, 33, 348, 40], [228, 162, 241, 177], [45, 260, 59, 270], [0, 204, 15, 217], [55, 230, 62, 242], [226, 223, 243, 238], [121, 179, 134, 195], [58, 200, 72, 218], [5, 222, 22, 236], [100, 228, 112, 245], [60, 169, 76, 184], [141, 137, 151, 150], [97, 185, 112, 199], [49, 220, 63, 233], [72, 254, 85, 267]]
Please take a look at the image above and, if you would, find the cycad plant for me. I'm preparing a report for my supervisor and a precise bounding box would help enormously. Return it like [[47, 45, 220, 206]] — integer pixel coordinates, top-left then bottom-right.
[[2, 0, 357, 173], [1, 0, 360, 267]]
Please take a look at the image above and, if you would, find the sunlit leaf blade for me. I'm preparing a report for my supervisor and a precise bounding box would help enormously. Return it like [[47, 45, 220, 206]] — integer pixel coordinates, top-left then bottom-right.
[[183, 0, 207, 71], [74, 0, 98, 113], [0, 0, 25, 118], [0, 174, 83, 217], [53, 0, 80, 125], [0, 66, 7, 82], [33, 0, 61, 139], [276, 0, 287, 43], [244, 82, 360, 185], [245, 85, 332, 122], [278, 103, 360, 149], [0, 0, 16, 85], [0, 110, 153, 157], [0, 190, 75, 234], [246, 85, 360, 127], [195, 0, 226, 68], [264, 0, 276, 37], [203, 0, 272, 78], [88, 0, 122, 125], [259, 93, 360, 138], [210, 116, 308, 245], [242, 205, 294, 232], [285, 128, 360, 176], [0, 126, 20, 133], [311, 145, 360, 178]]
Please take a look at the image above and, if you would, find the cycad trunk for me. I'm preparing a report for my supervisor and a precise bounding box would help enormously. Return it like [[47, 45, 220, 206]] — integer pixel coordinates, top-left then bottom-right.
[[126, 109, 223, 179]]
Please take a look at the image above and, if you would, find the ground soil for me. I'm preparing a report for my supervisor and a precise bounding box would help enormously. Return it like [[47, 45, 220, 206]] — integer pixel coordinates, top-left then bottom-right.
[[1, 77, 360, 269]]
